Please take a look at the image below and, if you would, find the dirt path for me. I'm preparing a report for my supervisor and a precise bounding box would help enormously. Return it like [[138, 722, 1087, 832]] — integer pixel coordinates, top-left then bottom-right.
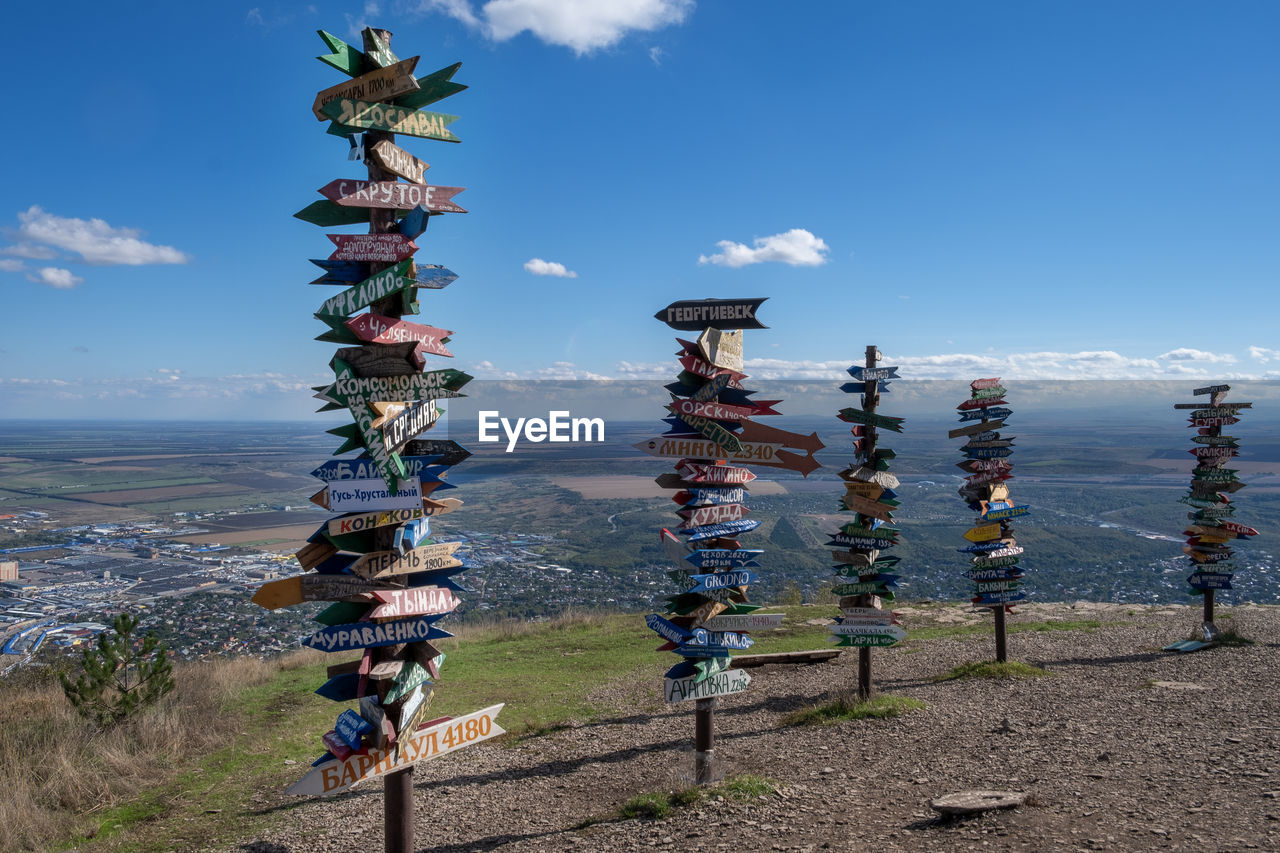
[[233, 603, 1280, 852]]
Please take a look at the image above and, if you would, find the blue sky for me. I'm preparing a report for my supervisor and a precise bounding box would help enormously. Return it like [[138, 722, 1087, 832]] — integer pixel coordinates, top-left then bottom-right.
[[1, 1, 1277, 418]]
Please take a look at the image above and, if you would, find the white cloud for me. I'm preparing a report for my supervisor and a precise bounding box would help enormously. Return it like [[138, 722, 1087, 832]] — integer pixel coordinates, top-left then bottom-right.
[[1, 242, 59, 260], [1156, 348, 1236, 364], [14, 206, 190, 266], [422, 0, 693, 54], [29, 267, 83, 289], [1248, 346, 1280, 363], [649, 45, 663, 65], [698, 228, 830, 268], [523, 257, 578, 278], [0, 259, 24, 272], [246, 7, 265, 26]]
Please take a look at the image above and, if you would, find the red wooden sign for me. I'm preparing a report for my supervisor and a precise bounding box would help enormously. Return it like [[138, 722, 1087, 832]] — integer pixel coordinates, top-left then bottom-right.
[[328, 233, 418, 262], [677, 353, 747, 386], [957, 397, 1007, 411], [679, 503, 750, 528], [677, 461, 756, 485], [970, 378, 1002, 390], [318, 179, 467, 213], [670, 398, 780, 421], [346, 313, 453, 357]]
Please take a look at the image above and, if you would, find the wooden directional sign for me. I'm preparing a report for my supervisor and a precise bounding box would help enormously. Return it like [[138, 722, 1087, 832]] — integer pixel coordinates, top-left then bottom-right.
[[654, 298, 768, 331], [1187, 571, 1233, 590], [701, 613, 784, 632], [316, 30, 363, 76], [1189, 416, 1239, 428], [831, 623, 906, 641], [982, 504, 1030, 521], [288, 704, 504, 797], [367, 586, 460, 619], [677, 486, 748, 506], [971, 377, 1002, 390], [696, 327, 744, 371], [682, 518, 760, 541], [321, 98, 461, 143], [670, 398, 776, 423], [296, 199, 396, 227], [326, 477, 423, 513], [349, 542, 463, 579], [664, 668, 751, 702], [366, 138, 430, 183], [395, 62, 467, 111], [316, 362, 471, 408], [319, 179, 467, 214], [313, 456, 446, 483], [638, 437, 818, 475], [667, 406, 743, 453], [837, 408, 904, 432], [685, 548, 762, 569], [958, 406, 1012, 421], [847, 365, 900, 381], [310, 258, 370, 284], [1193, 383, 1230, 396], [841, 493, 895, 521], [328, 233, 418, 263], [313, 56, 421, 119], [677, 353, 747, 387], [315, 259, 415, 318], [830, 631, 900, 647], [250, 573, 410, 610], [345, 314, 452, 355], [1217, 520, 1259, 537], [679, 503, 749, 528], [736, 420, 824, 454], [381, 399, 443, 456], [302, 615, 451, 653], [948, 419, 1005, 439]]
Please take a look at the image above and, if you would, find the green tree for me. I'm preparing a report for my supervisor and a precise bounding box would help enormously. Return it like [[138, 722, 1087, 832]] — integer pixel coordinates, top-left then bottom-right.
[[59, 612, 175, 726]]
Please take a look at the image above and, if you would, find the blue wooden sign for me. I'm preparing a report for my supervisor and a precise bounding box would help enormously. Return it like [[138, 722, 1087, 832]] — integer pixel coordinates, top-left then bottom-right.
[[684, 548, 762, 569], [847, 365, 900, 381], [645, 614, 692, 645], [673, 642, 734, 659], [687, 628, 754, 650], [315, 672, 363, 702], [687, 570, 757, 594], [958, 406, 1013, 422], [310, 258, 370, 284], [1187, 572, 1233, 590], [398, 204, 431, 239], [302, 615, 451, 653], [964, 447, 1015, 459], [311, 457, 448, 483], [831, 580, 895, 597], [413, 263, 459, 290], [681, 519, 760, 541], [840, 380, 891, 394], [334, 709, 373, 749], [972, 590, 1027, 606], [665, 657, 730, 682], [983, 504, 1030, 521]]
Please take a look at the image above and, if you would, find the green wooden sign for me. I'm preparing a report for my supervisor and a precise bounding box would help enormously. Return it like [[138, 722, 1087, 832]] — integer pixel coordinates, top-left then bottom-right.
[[295, 199, 390, 227], [365, 28, 399, 68], [396, 62, 467, 110], [316, 30, 363, 76], [315, 259, 414, 319], [668, 399, 742, 453], [321, 98, 461, 143], [838, 407, 905, 432], [317, 358, 472, 408]]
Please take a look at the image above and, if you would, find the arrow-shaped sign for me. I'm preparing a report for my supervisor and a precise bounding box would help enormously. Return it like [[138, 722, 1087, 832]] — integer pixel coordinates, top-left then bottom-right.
[[314, 259, 415, 319], [328, 233, 418, 263], [310, 258, 370, 284], [847, 365, 900, 381], [654, 298, 768, 331], [319, 179, 467, 214], [735, 420, 824, 454], [313, 56, 421, 120], [348, 541, 464, 579], [837, 408, 904, 432], [343, 314, 453, 356], [321, 98, 461, 142]]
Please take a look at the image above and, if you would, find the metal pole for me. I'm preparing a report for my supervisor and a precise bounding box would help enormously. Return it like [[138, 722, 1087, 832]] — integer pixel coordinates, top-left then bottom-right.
[[1203, 588, 1215, 628], [694, 697, 716, 785]]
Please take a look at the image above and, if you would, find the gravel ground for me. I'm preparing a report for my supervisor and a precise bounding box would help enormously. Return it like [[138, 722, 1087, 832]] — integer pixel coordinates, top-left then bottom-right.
[[233, 602, 1279, 853]]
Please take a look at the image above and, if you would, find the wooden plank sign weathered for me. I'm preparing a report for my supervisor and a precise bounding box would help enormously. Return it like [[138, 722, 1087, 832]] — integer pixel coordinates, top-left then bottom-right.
[[319, 179, 467, 214], [313, 57, 421, 120], [321, 98, 461, 142], [326, 477, 423, 513], [288, 704, 504, 796], [302, 615, 452, 654], [367, 138, 430, 183], [348, 541, 464, 579], [328, 233, 419, 263], [664, 668, 751, 703]]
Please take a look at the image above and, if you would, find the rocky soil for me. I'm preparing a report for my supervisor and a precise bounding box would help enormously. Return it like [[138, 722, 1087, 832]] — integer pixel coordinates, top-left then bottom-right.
[[233, 602, 1280, 852]]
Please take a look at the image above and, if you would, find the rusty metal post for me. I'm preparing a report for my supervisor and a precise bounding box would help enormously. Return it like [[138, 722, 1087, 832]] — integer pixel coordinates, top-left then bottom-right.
[[694, 696, 716, 784]]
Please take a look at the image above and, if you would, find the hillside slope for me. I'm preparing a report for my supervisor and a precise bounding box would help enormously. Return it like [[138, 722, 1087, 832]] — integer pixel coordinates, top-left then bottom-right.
[[231, 602, 1279, 853]]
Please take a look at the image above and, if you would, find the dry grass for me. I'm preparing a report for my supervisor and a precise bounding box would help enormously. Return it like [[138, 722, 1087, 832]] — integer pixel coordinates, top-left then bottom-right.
[[0, 655, 275, 851]]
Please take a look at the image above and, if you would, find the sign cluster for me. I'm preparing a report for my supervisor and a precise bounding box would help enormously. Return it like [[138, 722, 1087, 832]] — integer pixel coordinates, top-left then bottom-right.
[[250, 27, 502, 799], [1168, 383, 1258, 651], [640, 298, 816, 780], [950, 379, 1027, 616], [827, 350, 907, 657]]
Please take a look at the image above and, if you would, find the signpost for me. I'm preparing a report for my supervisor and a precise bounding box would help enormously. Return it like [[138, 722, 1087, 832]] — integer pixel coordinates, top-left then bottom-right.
[[644, 298, 806, 786], [1166, 383, 1258, 653], [250, 27, 493, 853], [951, 378, 1025, 662], [822, 346, 906, 698]]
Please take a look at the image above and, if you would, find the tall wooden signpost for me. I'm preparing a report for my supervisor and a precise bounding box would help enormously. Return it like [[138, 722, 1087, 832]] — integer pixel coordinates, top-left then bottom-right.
[[827, 347, 906, 698], [639, 298, 819, 784], [250, 28, 503, 853], [1166, 384, 1258, 652], [949, 379, 1025, 662]]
